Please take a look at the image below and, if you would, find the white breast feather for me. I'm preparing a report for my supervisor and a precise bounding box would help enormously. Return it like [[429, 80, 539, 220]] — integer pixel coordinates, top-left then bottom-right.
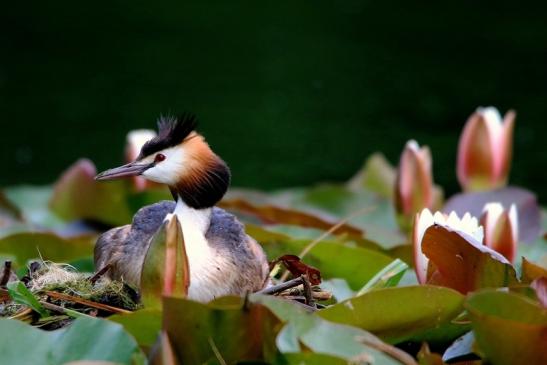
[[172, 200, 237, 302]]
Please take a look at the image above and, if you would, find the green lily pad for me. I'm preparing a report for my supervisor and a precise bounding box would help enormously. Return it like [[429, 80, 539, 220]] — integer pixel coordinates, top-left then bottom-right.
[[466, 290, 547, 365], [109, 309, 162, 353], [252, 294, 417, 364], [0, 317, 144, 364], [320, 278, 355, 302], [294, 185, 405, 248], [49, 159, 133, 226], [318, 285, 467, 344], [357, 258, 408, 295], [281, 352, 348, 365], [0, 232, 95, 267], [4, 185, 66, 229], [161, 295, 280, 364]]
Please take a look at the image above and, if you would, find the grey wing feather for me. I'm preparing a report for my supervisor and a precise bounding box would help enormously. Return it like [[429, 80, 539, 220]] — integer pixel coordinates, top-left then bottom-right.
[[207, 207, 270, 291], [94, 201, 175, 285]]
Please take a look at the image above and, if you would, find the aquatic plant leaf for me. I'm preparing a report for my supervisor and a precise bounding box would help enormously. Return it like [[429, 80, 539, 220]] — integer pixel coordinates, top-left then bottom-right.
[[320, 278, 355, 302], [346, 153, 396, 198], [357, 258, 408, 295], [421, 225, 518, 294], [219, 198, 363, 238], [140, 215, 189, 309], [465, 290, 547, 365], [0, 232, 94, 267], [7, 281, 48, 317], [4, 185, 66, 229], [521, 257, 547, 283], [295, 185, 406, 248], [252, 294, 416, 364], [149, 331, 181, 365], [49, 159, 133, 226], [281, 352, 348, 365], [0, 191, 22, 228], [0, 317, 143, 364], [109, 309, 162, 353], [318, 285, 467, 344], [443, 186, 540, 242], [162, 295, 280, 364]]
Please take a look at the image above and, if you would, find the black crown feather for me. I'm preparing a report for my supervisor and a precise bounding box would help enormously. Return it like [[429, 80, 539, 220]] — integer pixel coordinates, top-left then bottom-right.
[[137, 113, 198, 160]]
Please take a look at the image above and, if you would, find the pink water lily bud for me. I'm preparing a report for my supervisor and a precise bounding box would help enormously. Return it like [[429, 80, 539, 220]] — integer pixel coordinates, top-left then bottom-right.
[[457, 107, 516, 191], [480, 203, 518, 262], [413, 208, 486, 284], [125, 129, 157, 191], [395, 140, 434, 230]]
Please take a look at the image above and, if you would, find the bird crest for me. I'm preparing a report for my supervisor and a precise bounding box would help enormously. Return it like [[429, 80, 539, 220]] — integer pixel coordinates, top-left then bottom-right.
[[137, 113, 198, 160]]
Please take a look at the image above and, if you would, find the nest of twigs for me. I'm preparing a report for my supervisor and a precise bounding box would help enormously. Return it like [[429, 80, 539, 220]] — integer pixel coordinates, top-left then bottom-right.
[[0, 261, 139, 329]]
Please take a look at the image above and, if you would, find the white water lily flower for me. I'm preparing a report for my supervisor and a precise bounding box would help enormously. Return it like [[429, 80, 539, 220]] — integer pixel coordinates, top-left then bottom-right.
[[413, 208, 485, 284]]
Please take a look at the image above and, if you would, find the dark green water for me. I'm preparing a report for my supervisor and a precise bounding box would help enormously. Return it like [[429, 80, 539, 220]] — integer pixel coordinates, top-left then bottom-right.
[[1, 1, 546, 202]]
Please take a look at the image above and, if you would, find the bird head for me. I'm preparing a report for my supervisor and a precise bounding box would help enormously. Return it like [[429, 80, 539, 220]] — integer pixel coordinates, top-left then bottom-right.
[[95, 114, 231, 208]]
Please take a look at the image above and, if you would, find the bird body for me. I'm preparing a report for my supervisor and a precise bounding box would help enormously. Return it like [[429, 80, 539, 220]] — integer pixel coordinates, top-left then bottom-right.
[[94, 114, 269, 302]]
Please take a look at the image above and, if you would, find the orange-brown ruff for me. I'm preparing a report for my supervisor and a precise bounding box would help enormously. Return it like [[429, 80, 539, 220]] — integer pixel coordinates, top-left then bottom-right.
[[94, 115, 269, 302]]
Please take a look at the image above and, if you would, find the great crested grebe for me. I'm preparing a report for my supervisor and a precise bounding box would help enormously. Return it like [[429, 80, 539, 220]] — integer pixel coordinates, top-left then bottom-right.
[[94, 114, 269, 302]]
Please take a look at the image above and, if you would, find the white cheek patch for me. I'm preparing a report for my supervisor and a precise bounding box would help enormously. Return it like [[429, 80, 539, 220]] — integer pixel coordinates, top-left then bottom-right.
[[142, 146, 187, 184]]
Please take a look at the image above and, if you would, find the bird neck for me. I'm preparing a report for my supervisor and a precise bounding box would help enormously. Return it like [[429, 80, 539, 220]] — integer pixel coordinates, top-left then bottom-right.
[[168, 154, 231, 209], [173, 196, 212, 237]]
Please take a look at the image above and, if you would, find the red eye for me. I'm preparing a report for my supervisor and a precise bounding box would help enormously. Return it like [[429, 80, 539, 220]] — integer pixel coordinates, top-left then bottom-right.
[[154, 154, 166, 163]]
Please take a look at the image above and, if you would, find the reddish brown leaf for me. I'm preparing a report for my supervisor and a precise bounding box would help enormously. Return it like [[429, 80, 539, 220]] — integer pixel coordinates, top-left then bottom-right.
[[521, 257, 547, 284], [272, 255, 322, 285], [0, 288, 10, 303], [219, 198, 363, 238], [422, 225, 518, 294]]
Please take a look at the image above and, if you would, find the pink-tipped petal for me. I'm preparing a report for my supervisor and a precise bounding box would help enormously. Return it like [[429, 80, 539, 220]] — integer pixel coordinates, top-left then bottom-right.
[[457, 107, 516, 192], [457, 111, 496, 191], [481, 202, 518, 262], [395, 141, 434, 230], [496, 110, 516, 185]]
